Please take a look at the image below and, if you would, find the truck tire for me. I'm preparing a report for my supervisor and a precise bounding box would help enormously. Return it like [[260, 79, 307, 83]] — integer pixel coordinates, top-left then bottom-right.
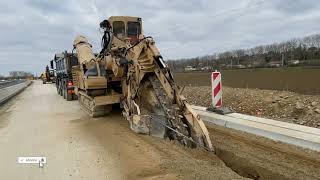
[[66, 92, 72, 101], [57, 83, 61, 95], [59, 84, 63, 96], [72, 94, 78, 100], [56, 83, 60, 95], [63, 85, 66, 99]]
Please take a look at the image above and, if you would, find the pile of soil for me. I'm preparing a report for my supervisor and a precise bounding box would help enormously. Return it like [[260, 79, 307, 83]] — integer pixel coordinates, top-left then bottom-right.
[[183, 86, 320, 128]]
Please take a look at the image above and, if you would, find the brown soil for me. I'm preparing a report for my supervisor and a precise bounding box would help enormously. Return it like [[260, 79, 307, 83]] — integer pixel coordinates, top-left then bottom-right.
[[207, 124, 320, 180], [1, 81, 319, 180], [79, 108, 320, 180], [81, 110, 247, 180], [0, 81, 245, 180], [183, 86, 320, 128], [174, 68, 320, 95]]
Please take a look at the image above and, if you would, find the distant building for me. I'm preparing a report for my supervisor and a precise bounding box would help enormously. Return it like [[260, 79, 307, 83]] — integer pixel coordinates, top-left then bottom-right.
[[266, 61, 281, 67], [200, 66, 211, 71], [226, 64, 246, 69], [288, 60, 300, 65], [233, 64, 246, 69], [184, 66, 197, 71]]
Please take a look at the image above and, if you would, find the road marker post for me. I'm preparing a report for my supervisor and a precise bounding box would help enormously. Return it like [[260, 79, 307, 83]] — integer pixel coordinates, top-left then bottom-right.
[[211, 70, 222, 108], [207, 70, 233, 115]]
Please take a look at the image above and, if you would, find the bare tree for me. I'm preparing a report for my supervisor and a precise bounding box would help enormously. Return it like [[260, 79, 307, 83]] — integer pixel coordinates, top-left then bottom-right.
[[167, 33, 320, 71], [9, 71, 33, 79]]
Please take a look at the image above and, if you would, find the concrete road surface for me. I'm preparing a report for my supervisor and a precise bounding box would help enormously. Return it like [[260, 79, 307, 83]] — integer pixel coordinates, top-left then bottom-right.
[[0, 81, 30, 105], [0, 81, 244, 180]]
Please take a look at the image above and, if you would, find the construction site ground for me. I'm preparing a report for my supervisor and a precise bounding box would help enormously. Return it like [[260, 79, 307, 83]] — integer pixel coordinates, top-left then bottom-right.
[[174, 71, 320, 128], [183, 86, 320, 128], [0, 81, 319, 180]]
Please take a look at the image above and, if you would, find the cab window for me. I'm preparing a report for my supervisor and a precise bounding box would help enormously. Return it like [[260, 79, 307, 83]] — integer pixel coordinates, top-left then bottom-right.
[[113, 21, 125, 38], [127, 22, 141, 36]]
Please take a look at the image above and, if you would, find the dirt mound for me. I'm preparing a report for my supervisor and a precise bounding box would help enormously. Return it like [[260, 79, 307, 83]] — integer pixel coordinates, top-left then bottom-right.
[[183, 86, 320, 128]]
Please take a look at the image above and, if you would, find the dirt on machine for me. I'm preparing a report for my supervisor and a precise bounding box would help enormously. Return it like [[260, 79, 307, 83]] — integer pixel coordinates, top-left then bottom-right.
[[69, 16, 213, 151]]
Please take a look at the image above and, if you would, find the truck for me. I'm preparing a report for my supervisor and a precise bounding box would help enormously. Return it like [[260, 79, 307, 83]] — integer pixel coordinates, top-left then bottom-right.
[[52, 51, 78, 101]]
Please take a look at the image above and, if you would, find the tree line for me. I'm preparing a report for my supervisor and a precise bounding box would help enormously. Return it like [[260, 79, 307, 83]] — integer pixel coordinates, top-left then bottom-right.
[[167, 33, 320, 72], [0, 71, 34, 80]]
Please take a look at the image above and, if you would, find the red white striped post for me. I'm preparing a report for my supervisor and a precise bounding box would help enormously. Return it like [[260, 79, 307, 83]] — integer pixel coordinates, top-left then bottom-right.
[[211, 70, 222, 108]]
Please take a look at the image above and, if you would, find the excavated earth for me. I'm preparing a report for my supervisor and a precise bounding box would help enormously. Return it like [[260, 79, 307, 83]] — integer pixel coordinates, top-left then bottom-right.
[[183, 86, 320, 128], [0, 81, 319, 180], [207, 124, 320, 180]]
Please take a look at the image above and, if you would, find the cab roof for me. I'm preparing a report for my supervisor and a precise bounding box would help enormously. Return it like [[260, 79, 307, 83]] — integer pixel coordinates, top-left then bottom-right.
[[108, 16, 142, 22]]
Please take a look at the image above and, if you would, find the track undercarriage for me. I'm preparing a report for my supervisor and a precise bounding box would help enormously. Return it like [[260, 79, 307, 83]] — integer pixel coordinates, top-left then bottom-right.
[[77, 90, 122, 117]]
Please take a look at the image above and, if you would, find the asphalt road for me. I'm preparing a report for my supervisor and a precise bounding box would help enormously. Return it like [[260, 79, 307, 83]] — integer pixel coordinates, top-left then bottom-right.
[[0, 81, 244, 180]]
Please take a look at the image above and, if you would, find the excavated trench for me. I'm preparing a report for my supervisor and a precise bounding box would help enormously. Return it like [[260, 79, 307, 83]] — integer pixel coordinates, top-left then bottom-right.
[[111, 75, 319, 179], [207, 124, 320, 180], [76, 101, 320, 180], [215, 147, 287, 180]]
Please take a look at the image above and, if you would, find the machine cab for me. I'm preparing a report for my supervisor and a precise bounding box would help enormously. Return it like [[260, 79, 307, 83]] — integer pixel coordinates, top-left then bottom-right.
[[108, 16, 142, 45]]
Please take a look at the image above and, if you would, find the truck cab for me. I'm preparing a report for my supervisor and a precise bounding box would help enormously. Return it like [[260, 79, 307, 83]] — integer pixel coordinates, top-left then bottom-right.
[[108, 16, 142, 45]]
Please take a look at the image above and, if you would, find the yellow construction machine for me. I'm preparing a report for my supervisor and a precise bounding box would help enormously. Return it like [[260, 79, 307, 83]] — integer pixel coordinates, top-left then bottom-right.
[[41, 65, 55, 84], [72, 16, 213, 151]]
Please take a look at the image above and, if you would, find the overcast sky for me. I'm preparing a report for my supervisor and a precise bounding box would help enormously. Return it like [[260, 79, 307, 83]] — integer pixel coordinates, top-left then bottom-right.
[[0, 0, 320, 75]]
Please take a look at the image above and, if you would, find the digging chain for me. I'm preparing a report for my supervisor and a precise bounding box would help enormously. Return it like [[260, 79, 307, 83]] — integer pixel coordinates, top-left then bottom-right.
[[148, 76, 193, 146]]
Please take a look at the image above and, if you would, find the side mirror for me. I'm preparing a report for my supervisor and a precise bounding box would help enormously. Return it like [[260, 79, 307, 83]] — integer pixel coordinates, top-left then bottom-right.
[[100, 19, 111, 30], [50, 60, 54, 69]]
